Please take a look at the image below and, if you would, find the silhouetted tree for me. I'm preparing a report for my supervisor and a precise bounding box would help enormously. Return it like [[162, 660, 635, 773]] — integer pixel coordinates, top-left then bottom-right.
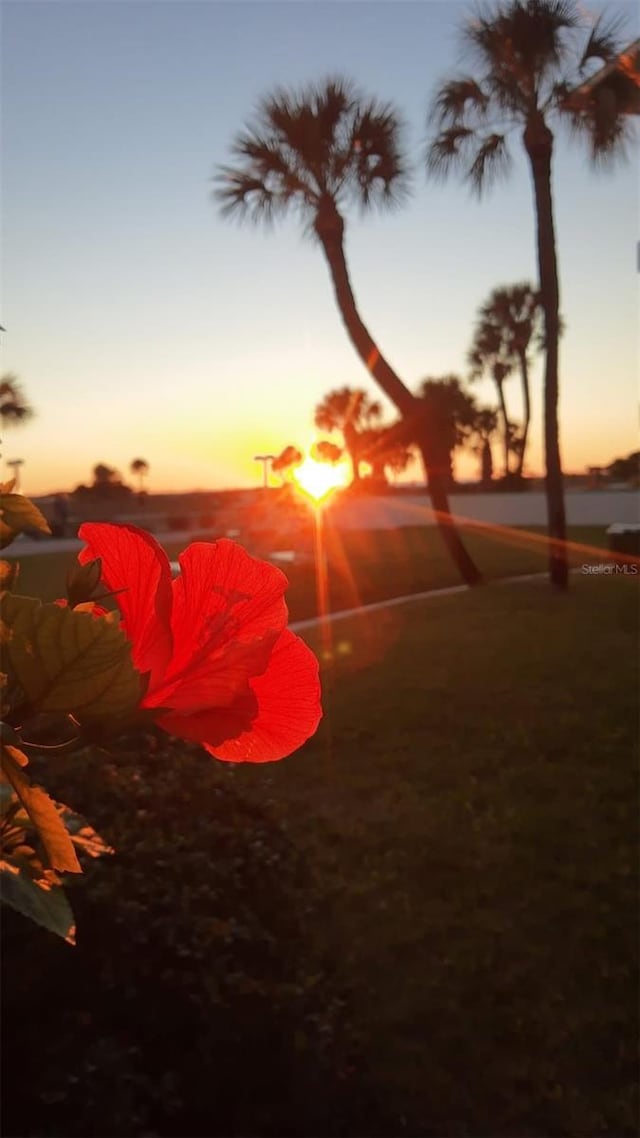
[[507, 422, 526, 475], [608, 451, 640, 484], [271, 445, 304, 483], [84, 463, 132, 500], [312, 440, 343, 465], [93, 463, 118, 487], [427, 0, 636, 587], [0, 375, 34, 427], [359, 426, 414, 484], [474, 284, 542, 477], [217, 77, 482, 585], [470, 407, 499, 487], [468, 321, 514, 479], [314, 387, 382, 482], [417, 376, 479, 488], [130, 457, 149, 494]]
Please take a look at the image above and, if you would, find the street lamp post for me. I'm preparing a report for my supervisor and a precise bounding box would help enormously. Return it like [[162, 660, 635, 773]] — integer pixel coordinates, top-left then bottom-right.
[[6, 458, 24, 492], [254, 454, 275, 489]]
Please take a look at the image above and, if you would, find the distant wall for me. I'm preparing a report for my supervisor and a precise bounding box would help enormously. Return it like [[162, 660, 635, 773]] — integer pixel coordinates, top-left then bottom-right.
[[32, 487, 639, 538], [328, 490, 640, 530]]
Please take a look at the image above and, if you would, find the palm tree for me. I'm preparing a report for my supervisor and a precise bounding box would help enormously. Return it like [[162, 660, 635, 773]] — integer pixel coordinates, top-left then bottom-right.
[[314, 387, 382, 482], [468, 320, 515, 479], [426, 0, 636, 588], [93, 463, 118, 487], [470, 406, 499, 486], [312, 440, 343, 465], [130, 457, 149, 494], [475, 284, 542, 478], [271, 445, 303, 483], [0, 374, 34, 427], [216, 77, 482, 586], [359, 425, 414, 484], [416, 376, 479, 487]]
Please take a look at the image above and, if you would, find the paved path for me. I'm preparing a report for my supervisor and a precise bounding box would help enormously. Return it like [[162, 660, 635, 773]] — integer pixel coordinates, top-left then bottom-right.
[[289, 572, 551, 632]]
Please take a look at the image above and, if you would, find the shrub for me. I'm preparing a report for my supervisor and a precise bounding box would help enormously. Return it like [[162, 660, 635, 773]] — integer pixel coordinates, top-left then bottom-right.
[[1, 736, 372, 1137]]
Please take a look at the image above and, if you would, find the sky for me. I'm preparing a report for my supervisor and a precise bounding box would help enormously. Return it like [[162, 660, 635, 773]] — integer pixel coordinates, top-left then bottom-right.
[[2, 0, 638, 495]]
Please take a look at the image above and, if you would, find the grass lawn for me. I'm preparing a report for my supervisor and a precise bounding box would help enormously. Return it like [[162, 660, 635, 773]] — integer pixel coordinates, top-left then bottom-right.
[[228, 575, 639, 1136], [6, 522, 612, 618], [2, 553, 637, 1134]]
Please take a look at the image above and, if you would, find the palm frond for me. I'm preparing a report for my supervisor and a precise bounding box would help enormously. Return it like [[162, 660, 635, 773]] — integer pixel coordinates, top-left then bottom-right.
[[428, 0, 635, 195], [216, 75, 407, 235], [477, 282, 543, 358], [465, 1, 578, 63], [430, 77, 490, 125], [348, 99, 410, 211], [263, 77, 358, 195], [464, 0, 579, 111], [468, 316, 515, 382], [467, 345, 486, 381], [233, 133, 316, 201], [314, 386, 383, 433], [213, 168, 281, 227], [565, 91, 636, 165], [578, 14, 626, 73], [467, 132, 511, 195], [0, 375, 34, 426], [425, 126, 475, 179]]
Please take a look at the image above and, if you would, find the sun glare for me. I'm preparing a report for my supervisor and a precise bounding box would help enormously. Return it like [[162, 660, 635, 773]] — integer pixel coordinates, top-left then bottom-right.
[[292, 456, 349, 504]]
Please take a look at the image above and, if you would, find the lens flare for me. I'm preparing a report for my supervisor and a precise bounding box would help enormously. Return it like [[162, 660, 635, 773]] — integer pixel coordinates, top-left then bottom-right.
[[292, 457, 349, 504]]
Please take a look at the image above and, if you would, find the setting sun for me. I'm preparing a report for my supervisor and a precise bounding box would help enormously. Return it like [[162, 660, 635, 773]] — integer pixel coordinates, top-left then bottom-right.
[[292, 456, 350, 504]]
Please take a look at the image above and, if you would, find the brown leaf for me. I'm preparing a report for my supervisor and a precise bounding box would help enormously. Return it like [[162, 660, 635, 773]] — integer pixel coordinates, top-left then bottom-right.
[[0, 493, 51, 547], [1, 747, 81, 873], [0, 561, 19, 591]]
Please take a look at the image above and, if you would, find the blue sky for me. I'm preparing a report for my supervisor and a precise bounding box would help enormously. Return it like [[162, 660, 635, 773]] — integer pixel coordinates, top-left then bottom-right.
[[2, 0, 638, 494]]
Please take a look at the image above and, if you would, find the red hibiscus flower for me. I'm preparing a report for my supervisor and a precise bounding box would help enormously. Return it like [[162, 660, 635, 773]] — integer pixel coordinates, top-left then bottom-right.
[[77, 523, 322, 762]]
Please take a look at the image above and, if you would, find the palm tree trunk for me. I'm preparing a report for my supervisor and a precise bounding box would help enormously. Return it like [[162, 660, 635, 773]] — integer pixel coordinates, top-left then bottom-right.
[[481, 439, 493, 487], [524, 119, 568, 589], [517, 348, 531, 480], [495, 378, 511, 479], [316, 216, 482, 586], [343, 422, 360, 482], [418, 445, 483, 586]]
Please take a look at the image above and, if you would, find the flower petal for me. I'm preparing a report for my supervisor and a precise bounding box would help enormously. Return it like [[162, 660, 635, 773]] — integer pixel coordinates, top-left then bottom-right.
[[147, 630, 279, 713], [157, 629, 322, 763], [166, 540, 288, 680], [78, 523, 173, 686]]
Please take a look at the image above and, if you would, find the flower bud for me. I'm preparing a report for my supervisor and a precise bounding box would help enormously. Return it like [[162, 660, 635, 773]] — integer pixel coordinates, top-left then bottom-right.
[[66, 557, 103, 608]]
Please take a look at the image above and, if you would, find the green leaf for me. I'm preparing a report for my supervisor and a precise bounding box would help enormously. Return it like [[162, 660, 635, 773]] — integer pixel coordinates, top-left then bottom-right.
[[0, 593, 142, 721], [0, 858, 76, 944], [1, 748, 81, 873], [0, 493, 51, 549]]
